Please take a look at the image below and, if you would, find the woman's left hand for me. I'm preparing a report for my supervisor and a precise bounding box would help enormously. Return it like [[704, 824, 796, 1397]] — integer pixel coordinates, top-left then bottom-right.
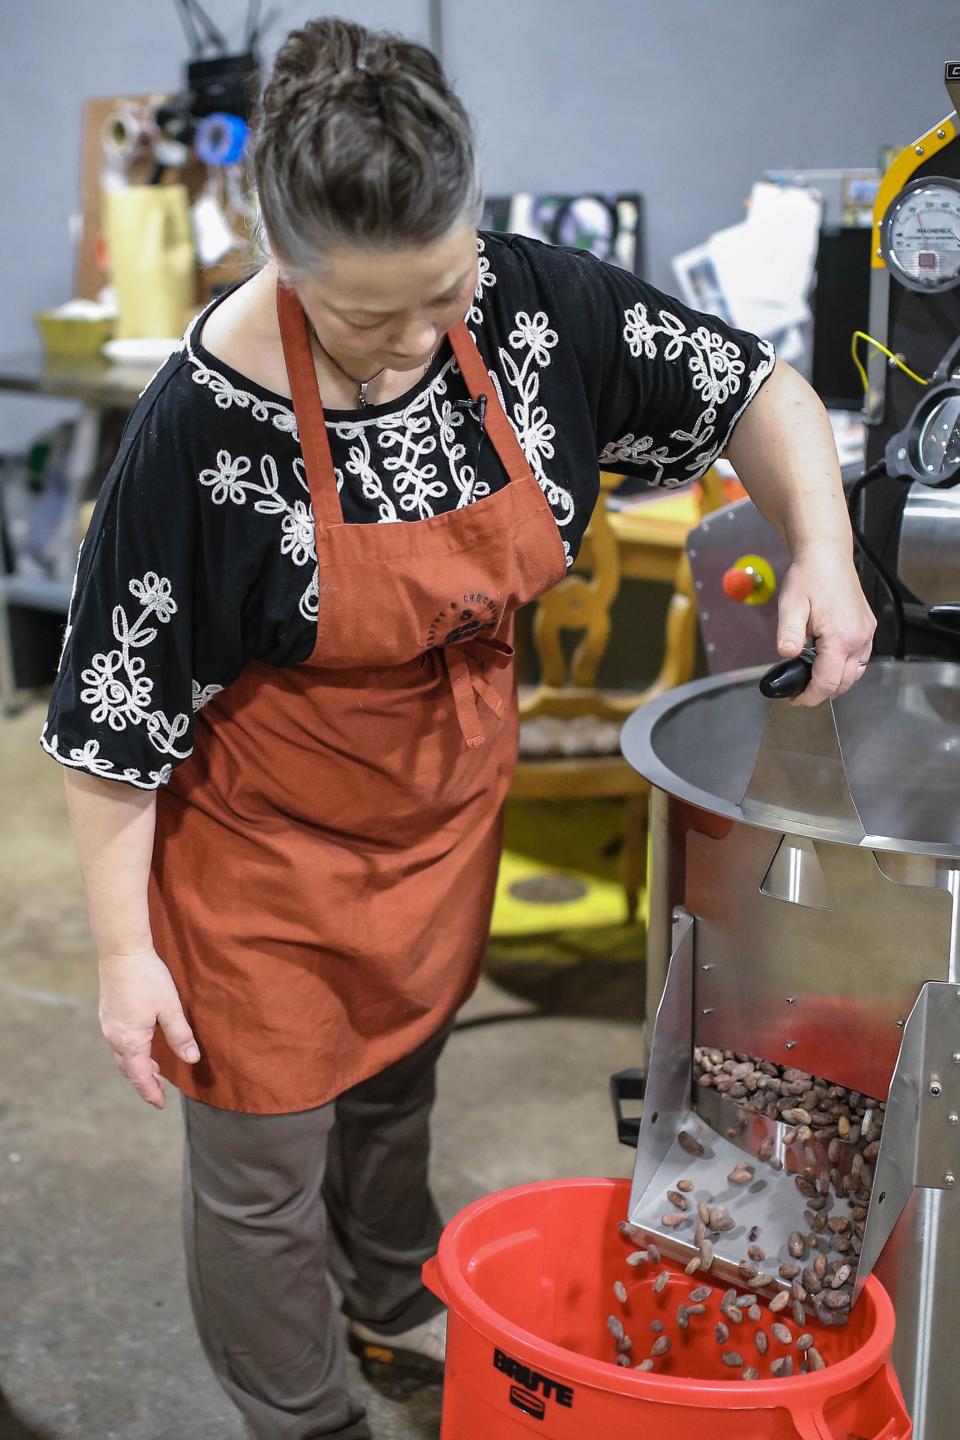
[[775, 543, 877, 707]]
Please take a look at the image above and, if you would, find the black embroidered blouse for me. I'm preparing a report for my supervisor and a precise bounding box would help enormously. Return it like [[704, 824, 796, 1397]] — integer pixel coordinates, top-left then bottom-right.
[[40, 232, 775, 790]]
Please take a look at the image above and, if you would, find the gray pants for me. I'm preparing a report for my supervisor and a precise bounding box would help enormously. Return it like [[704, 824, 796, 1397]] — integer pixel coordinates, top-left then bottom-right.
[[180, 1024, 451, 1440]]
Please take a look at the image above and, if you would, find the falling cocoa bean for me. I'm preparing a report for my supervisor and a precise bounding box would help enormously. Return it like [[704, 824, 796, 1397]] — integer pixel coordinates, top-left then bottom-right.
[[796, 1333, 814, 1352], [636, 1358, 655, 1371], [807, 1347, 827, 1370], [715, 1321, 730, 1344], [722, 1351, 744, 1367], [626, 1250, 649, 1267], [689, 1286, 711, 1303], [769, 1289, 790, 1314], [771, 1356, 794, 1377], [651, 1335, 671, 1356], [728, 1164, 755, 1185], [676, 1178, 695, 1192], [755, 1328, 769, 1355], [661, 1212, 687, 1229], [678, 1131, 705, 1157]]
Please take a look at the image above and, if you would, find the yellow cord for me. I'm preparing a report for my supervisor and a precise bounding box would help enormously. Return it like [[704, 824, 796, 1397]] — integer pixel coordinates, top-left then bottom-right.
[[851, 330, 930, 394]]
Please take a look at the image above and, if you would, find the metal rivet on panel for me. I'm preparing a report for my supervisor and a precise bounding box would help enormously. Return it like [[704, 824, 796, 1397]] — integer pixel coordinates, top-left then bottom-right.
[[915, 145, 925, 155], [937, 129, 946, 139], [930, 1081, 943, 1097], [785, 1041, 797, 1050], [946, 1174, 957, 1188], [949, 1113, 959, 1126]]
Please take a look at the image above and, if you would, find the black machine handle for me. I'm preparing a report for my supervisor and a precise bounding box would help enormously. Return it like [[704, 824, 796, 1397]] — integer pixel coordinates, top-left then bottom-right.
[[758, 646, 816, 700], [927, 603, 960, 633], [610, 1067, 646, 1148]]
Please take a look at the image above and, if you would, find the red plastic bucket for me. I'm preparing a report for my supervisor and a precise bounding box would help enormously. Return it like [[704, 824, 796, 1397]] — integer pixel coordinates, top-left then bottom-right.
[[423, 1177, 910, 1440]]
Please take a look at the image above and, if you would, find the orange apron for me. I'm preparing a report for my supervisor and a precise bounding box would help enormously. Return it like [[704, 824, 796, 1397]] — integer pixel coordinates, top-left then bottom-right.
[[149, 281, 568, 1113]]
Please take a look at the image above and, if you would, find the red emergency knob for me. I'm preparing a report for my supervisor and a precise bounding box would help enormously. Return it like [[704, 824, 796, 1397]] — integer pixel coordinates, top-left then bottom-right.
[[723, 566, 760, 602], [720, 554, 776, 606]]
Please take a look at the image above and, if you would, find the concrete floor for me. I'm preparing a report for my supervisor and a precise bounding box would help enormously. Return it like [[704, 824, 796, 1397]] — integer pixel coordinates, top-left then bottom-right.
[[1, 699, 647, 1440]]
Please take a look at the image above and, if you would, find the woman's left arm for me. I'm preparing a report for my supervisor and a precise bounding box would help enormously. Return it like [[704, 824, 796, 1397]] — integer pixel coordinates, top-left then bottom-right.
[[723, 359, 877, 707]]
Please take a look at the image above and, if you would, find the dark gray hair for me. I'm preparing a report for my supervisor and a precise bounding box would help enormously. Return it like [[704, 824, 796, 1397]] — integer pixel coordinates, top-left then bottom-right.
[[251, 17, 481, 274]]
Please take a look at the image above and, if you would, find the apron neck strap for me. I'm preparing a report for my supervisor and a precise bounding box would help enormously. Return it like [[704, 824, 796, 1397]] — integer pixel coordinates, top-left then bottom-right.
[[276, 280, 344, 531]]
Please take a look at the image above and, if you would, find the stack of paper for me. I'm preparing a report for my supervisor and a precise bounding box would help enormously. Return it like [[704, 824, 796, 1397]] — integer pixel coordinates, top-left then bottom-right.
[[673, 182, 822, 361]]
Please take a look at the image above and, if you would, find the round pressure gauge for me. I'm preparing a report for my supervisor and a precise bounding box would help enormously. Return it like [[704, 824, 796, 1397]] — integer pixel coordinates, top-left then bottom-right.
[[880, 176, 960, 293]]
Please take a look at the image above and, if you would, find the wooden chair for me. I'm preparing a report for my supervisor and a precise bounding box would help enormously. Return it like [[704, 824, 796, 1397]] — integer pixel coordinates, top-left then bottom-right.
[[511, 469, 724, 922]]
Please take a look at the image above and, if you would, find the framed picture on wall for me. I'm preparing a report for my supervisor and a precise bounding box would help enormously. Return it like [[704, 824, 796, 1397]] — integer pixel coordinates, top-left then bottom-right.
[[481, 192, 645, 275]]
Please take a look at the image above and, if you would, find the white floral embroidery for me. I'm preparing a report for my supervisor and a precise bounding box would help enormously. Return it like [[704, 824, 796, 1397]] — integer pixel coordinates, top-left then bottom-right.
[[492, 309, 575, 567], [39, 572, 193, 790], [600, 307, 775, 486], [467, 234, 497, 331], [39, 728, 173, 790], [198, 450, 319, 621], [192, 680, 223, 712]]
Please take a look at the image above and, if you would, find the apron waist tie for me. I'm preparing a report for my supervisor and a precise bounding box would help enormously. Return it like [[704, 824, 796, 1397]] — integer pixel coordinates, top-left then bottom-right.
[[438, 638, 514, 749]]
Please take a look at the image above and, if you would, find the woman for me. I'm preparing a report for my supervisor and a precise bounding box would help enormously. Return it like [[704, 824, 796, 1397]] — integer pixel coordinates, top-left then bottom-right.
[[42, 17, 875, 1440]]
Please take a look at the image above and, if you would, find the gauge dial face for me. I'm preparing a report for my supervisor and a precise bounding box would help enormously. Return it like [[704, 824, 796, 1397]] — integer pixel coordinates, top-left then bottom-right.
[[881, 177, 960, 292], [916, 394, 960, 480]]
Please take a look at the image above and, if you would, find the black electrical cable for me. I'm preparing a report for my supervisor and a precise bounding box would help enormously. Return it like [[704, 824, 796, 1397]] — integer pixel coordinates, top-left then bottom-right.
[[846, 460, 908, 660]]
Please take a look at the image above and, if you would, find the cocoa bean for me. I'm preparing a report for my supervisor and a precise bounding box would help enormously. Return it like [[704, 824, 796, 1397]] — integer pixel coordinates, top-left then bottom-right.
[[678, 1131, 705, 1156]]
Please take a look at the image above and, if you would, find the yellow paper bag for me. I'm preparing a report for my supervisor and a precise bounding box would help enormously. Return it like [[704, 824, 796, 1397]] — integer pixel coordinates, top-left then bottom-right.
[[103, 184, 197, 339]]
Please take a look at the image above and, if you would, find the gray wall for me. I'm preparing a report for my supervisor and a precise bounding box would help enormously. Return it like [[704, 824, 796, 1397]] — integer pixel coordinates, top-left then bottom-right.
[[2, 0, 956, 450]]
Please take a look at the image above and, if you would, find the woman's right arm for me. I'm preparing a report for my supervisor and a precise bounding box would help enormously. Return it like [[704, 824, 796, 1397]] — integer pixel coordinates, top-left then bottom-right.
[[63, 770, 201, 1109]]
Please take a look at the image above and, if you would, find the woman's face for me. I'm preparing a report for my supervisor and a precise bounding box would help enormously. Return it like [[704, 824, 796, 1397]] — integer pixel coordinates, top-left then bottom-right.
[[296, 221, 479, 372]]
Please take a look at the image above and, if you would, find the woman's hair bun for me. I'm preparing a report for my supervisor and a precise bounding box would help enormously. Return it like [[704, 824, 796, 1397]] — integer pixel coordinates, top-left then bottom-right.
[[251, 17, 480, 271]]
